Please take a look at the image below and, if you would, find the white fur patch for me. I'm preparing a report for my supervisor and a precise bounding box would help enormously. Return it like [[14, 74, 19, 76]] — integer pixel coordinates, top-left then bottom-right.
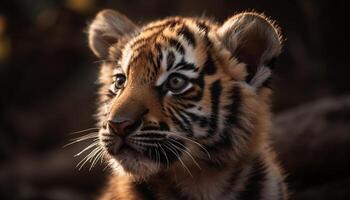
[[119, 41, 134, 73], [155, 44, 198, 88], [250, 65, 271, 88]]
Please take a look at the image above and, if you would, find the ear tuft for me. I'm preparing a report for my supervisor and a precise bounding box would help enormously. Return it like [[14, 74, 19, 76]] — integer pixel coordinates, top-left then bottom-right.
[[88, 9, 138, 58], [217, 12, 282, 87]]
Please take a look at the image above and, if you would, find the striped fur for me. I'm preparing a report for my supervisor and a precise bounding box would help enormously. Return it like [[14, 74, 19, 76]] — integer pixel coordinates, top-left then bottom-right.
[[88, 9, 287, 200]]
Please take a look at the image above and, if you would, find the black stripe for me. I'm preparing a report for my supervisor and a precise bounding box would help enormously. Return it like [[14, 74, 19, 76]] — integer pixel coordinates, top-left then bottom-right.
[[196, 21, 210, 33], [238, 157, 266, 200], [224, 85, 251, 137], [155, 43, 163, 69], [168, 20, 179, 28], [204, 129, 232, 153], [177, 62, 196, 71], [196, 20, 213, 50], [177, 25, 196, 47], [107, 89, 116, 98], [142, 19, 180, 32], [178, 102, 196, 109], [130, 38, 147, 49], [173, 58, 186, 69], [202, 54, 216, 75], [167, 107, 190, 135], [221, 167, 243, 197], [171, 58, 196, 71], [147, 51, 159, 77], [172, 108, 194, 136], [166, 51, 176, 71], [169, 38, 185, 54], [180, 87, 202, 102], [134, 182, 157, 200], [202, 86, 242, 151], [181, 109, 207, 126], [134, 42, 150, 54], [207, 80, 222, 136], [225, 85, 241, 126]]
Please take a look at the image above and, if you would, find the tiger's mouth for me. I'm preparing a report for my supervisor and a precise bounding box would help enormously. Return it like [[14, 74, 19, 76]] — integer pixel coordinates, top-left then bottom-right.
[[100, 124, 186, 167], [102, 120, 144, 156]]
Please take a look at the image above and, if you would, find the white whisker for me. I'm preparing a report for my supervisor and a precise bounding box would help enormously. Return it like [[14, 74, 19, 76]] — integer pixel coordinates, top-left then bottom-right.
[[90, 147, 104, 170], [164, 142, 193, 177], [158, 142, 170, 169], [63, 132, 99, 148], [68, 128, 100, 135], [77, 146, 101, 170], [168, 138, 201, 170], [155, 146, 160, 169], [140, 130, 211, 159], [74, 141, 99, 157]]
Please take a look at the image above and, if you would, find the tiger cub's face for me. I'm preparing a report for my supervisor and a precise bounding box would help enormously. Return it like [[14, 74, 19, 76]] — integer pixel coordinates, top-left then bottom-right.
[[88, 9, 281, 178]]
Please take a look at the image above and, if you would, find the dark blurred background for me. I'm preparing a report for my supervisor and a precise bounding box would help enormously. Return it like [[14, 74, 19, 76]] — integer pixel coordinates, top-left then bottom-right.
[[0, 0, 349, 200]]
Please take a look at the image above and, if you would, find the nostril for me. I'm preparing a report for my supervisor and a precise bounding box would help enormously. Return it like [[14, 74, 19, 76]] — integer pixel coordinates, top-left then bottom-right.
[[108, 120, 134, 136]]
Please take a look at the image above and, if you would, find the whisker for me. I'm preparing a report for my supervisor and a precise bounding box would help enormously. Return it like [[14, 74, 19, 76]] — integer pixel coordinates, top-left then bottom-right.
[[68, 128, 100, 135], [155, 146, 160, 169], [127, 138, 161, 147], [168, 138, 201, 170], [90, 148, 104, 170], [167, 133, 211, 159], [164, 142, 193, 177], [69, 132, 99, 142], [103, 161, 111, 171], [77, 146, 101, 170], [148, 147, 153, 163], [74, 141, 99, 157], [157, 142, 170, 169], [140, 131, 211, 159], [63, 132, 99, 148]]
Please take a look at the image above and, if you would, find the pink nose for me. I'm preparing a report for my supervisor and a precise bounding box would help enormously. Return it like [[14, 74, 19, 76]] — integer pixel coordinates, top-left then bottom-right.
[[108, 120, 135, 136]]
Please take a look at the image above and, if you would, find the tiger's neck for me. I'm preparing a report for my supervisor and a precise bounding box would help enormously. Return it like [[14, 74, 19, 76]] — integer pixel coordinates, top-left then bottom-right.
[[105, 151, 286, 200]]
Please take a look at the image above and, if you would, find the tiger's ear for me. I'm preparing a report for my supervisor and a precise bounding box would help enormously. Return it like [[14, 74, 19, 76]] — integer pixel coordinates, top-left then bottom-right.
[[88, 9, 138, 58], [217, 12, 282, 88]]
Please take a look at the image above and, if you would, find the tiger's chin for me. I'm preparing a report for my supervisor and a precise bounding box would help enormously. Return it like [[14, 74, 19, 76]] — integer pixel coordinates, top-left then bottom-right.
[[107, 149, 161, 180]]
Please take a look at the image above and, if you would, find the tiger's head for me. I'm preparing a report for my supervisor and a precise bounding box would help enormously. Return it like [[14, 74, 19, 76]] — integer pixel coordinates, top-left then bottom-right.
[[88, 9, 281, 179]]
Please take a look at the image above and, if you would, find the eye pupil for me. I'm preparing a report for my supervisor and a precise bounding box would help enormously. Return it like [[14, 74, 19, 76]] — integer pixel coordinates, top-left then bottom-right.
[[114, 74, 126, 89], [166, 74, 189, 93], [171, 78, 180, 86]]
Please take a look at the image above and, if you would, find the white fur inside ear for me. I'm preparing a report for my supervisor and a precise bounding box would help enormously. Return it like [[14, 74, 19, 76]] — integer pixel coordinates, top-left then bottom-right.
[[88, 9, 138, 58], [250, 65, 271, 88]]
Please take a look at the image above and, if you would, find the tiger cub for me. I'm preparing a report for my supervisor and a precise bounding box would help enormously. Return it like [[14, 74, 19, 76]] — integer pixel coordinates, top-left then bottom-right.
[[87, 9, 288, 200]]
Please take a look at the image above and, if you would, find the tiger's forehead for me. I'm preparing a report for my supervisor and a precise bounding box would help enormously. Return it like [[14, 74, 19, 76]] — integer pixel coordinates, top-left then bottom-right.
[[117, 17, 217, 83]]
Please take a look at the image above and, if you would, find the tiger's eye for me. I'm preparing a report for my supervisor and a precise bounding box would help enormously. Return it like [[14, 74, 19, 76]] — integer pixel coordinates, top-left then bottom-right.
[[166, 74, 189, 93], [114, 74, 126, 89]]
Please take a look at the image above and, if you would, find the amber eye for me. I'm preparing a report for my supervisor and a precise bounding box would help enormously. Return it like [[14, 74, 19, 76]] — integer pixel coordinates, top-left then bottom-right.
[[114, 74, 126, 89], [166, 74, 189, 94]]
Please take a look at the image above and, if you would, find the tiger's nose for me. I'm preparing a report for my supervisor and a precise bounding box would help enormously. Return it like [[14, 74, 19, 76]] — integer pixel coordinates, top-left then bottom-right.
[[108, 119, 136, 136]]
